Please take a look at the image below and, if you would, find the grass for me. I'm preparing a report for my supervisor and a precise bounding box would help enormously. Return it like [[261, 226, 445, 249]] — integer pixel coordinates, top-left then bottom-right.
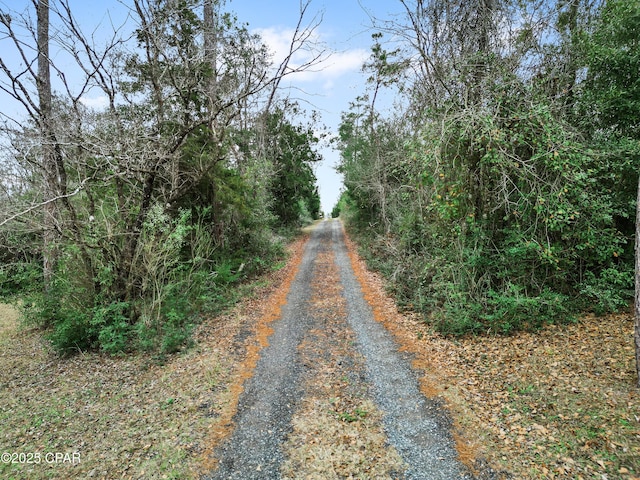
[[280, 245, 406, 479], [343, 231, 640, 479], [0, 236, 310, 479], [3, 226, 638, 479], [0, 307, 218, 479]]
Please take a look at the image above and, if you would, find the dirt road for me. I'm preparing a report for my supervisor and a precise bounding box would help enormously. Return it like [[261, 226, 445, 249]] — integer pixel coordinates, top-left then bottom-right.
[[206, 219, 476, 479]]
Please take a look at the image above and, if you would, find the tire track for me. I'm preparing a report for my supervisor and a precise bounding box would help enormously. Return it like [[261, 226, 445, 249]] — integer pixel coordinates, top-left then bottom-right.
[[281, 230, 406, 479], [204, 224, 327, 479], [204, 219, 476, 479], [331, 220, 474, 480]]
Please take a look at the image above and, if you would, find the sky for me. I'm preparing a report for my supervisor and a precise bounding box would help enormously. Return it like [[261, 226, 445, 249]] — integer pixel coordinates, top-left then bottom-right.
[[232, 0, 385, 215], [0, 0, 404, 215], [216, 0, 406, 214]]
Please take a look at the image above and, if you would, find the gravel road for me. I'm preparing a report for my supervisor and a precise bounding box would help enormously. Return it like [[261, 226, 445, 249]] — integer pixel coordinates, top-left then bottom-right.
[[206, 219, 476, 479]]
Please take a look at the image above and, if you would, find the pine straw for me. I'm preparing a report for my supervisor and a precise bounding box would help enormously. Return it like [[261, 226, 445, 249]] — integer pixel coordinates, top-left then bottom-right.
[[344, 231, 640, 480], [2, 228, 638, 480], [281, 245, 406, 479], [0, 236, 308, 480]]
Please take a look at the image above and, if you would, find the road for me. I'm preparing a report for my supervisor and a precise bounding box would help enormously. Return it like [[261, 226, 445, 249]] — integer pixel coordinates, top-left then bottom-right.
[[206, 219, 476, 479]]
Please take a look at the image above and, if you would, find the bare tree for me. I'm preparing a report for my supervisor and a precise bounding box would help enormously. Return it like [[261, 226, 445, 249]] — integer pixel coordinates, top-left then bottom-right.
[[636, 176, 640, 387], [263, 0, 327, 116]]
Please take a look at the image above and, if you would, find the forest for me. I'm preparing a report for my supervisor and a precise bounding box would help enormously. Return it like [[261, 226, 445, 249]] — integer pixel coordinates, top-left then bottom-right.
[[0, 0, 639, 357], [0, 1, 638, 478], [0, 0, 322, 354], [333, 0, 640, 339]]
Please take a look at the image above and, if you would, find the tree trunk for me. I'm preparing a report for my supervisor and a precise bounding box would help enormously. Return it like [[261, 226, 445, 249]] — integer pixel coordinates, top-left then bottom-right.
[[36, 0, 58, 288], [203, 0, 218, 116], [635, 172, 640, 387]]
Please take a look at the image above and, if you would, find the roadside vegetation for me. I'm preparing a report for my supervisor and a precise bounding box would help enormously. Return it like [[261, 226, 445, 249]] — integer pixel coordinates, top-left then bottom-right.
[[334, 0, 639, 336], [0, 0, 323, 355], [332, 0, 640, 475], [347, 237, 639, 479], [0, 237, 308, 480], [1, 0, 639, 478]]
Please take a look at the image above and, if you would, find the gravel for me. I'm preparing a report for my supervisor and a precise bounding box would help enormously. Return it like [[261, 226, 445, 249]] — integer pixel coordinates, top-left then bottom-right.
[[206, 222, 329, 479], [206, 220, 475, 479], [332, 220, 474, 479]]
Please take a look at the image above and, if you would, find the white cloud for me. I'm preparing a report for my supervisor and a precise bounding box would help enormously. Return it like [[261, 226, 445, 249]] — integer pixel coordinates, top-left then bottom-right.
[[80, 95, 109, 110], [255, 27, 298, 65], [255, 27, 368, 86], [315, 48, 369, 81]]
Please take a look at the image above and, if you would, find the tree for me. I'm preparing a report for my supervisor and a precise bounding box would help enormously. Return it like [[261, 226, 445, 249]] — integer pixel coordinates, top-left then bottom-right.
[[579, 0, 640, 385], [0, 0, 325, 354], [636, 160, 640, 386], [36, 0, 56, 286], [265, 108, 322, 227], [1, 1, 63, 290], [336, 0, 634, 336], [1, 1, 102, 311]]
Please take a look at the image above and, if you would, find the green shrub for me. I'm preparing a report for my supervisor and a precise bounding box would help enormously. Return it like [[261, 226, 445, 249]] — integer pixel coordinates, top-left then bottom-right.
[[339, 90, 634, 336], [579, 267, 634, 315], [0, 262, 41, 297], [47, 310, 94, 354], [481, 286, 572, 334], [92, 302, 132, 354]]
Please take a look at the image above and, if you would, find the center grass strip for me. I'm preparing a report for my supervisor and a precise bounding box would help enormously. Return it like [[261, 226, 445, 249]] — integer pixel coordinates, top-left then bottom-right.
[[281, 245, 406, 479]]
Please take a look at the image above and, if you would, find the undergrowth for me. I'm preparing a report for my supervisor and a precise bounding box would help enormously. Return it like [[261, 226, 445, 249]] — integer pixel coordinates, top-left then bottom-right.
[[0, 213, 292, 356]]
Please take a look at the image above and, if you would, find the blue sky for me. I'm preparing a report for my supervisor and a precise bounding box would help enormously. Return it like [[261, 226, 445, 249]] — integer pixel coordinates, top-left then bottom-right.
[[214, 0, 402, 214], [0, 0, 401, 214]]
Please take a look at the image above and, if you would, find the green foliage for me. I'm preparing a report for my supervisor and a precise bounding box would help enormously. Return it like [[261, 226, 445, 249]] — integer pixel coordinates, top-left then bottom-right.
[[338, 24, 635, 335], [336, 406, 368, 423], [579, 266, 634, 316], [331, 191, 349, 218], [12, 200, 286, 356], [47, 311, 94, 354], [92, 303, 132, 355], [0, 0, 319, 357], [575, 0, 640, 317], [579, 0, 640, 138], [21, 268, 132, 355], [0, 261, 41, 298], [265, 109, 322, 228], [481, 287, 572, 335], [136, 287, 194, 355]]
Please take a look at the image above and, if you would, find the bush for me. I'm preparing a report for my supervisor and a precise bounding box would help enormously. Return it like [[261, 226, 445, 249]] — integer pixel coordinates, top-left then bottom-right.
[[0, 262, 41, 298], [339, 92, 634, 336], [579, 267, 634, 315], [481, 287, 572, 334], [47, 311, 94, 354], [92, 302, 132, 354]]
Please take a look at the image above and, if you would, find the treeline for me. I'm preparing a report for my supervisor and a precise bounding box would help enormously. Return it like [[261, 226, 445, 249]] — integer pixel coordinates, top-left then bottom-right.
[[335, 0, 640, 334], [0, 0, 322, 354]]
